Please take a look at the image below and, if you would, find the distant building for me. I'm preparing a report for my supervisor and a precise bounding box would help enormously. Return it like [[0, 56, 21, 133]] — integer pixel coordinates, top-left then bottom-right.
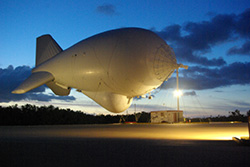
[[150, 110, 184, 123]]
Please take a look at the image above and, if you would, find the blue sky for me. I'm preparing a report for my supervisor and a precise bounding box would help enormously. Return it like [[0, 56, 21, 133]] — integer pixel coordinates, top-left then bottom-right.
[[0, 0, 250, 117]]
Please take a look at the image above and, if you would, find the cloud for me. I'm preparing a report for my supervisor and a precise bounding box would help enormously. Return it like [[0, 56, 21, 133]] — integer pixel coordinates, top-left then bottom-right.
[[96, 4, 117, 16], [227, 40, 250, 56], [235, 8, 250, 38], [161, 62, 250, 90], [183, 91, 197, 96], [214, 90, 223, 93], [230, 100, 250, 108], [0, 65, 76, 102], [155, 8, 250, 66]]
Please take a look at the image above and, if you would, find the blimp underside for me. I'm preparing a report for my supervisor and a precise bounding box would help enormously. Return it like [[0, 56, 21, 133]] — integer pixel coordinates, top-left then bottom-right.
[[12, 28, 177, 113]]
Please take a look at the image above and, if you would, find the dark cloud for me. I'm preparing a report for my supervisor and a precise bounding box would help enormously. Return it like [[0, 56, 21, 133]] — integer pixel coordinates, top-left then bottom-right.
[[156, 24, 182, 42], [161, 62, 250, 90], [96, 4, 117, 16], [235, 8, 250, 38], [174, 46, 226, 66], [227, 40, 250, 56], [155, 8, 250, 66], [183, 14, 235, 51], [183, 91, 197, 96], [0, 65, 75, 102]]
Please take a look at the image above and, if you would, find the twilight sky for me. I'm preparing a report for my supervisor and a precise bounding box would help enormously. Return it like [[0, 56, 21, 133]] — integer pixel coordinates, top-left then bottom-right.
[[0, 0, 250, 117]]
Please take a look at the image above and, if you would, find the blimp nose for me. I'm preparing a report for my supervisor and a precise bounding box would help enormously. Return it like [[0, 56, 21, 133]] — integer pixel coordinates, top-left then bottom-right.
[[152, 44, 177, 82]]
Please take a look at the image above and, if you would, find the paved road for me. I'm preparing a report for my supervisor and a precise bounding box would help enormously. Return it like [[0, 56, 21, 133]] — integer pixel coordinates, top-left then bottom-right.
[[0, 123, 249, 167]]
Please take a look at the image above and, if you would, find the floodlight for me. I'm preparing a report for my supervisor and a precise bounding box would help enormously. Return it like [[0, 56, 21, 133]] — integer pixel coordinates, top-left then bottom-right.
[[173, 90, 183, 97]]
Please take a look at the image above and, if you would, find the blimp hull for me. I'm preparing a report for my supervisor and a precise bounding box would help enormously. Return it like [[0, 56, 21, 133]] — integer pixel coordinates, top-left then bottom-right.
[[12, 28, 177, 113]]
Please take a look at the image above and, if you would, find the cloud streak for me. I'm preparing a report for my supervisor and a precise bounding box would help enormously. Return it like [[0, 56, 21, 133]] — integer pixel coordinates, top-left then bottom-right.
[[0, 65, 75, 102]]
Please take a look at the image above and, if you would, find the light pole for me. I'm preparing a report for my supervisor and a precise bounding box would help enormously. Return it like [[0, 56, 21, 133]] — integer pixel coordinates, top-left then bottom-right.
[[176, 68, 180, 111], [174, 64, 188, 111]]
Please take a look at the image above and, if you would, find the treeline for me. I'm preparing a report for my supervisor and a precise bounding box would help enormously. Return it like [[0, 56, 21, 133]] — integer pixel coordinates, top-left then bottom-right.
[[0, 104, 150, 125], [0, 104, 249, 125], [189, 109, 250, 122]]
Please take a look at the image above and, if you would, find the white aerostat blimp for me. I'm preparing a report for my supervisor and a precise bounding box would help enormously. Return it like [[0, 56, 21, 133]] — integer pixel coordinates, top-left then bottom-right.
[[12, 28, 179, 113]]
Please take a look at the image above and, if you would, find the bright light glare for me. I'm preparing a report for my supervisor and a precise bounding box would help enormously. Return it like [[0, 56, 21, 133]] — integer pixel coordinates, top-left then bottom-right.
[[173, 90, 183, 97]]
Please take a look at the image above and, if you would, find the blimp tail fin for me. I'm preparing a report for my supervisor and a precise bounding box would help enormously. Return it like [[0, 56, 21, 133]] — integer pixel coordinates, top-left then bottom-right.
[[46, 82, 71, 96], [36, 35, 63, 66], [12, 72, 54, 94]]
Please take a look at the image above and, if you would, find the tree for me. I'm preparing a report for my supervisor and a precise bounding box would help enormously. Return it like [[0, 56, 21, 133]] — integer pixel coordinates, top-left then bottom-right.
[[229, 109, 242, 117], [247, 110, 250, 117]]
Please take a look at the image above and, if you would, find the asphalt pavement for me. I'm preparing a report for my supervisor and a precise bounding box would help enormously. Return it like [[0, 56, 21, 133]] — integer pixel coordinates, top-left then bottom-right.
[[0, 123, 249, 167]]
